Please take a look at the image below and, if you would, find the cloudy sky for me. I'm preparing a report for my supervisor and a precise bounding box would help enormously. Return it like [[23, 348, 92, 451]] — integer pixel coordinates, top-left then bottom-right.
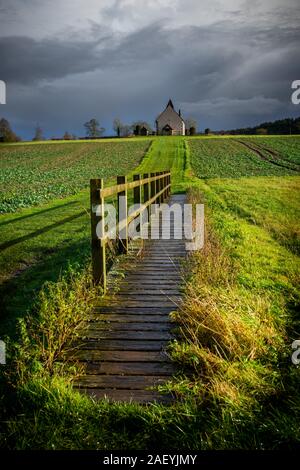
[[0, 0, 300, 139]]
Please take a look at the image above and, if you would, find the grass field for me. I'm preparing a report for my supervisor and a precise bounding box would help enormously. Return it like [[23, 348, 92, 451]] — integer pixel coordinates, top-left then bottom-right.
[[1, 135, 300, 449]]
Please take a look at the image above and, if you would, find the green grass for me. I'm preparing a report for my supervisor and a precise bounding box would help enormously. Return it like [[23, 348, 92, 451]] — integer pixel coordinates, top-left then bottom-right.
[[136, 137, 190, 192], [1, 136, 300, 450], [167, 176, 300, 448], [189, 137, 300, 178]]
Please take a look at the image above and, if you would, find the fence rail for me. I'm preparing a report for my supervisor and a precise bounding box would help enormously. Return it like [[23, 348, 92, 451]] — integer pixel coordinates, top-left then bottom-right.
[[90, 170, 171, 289]]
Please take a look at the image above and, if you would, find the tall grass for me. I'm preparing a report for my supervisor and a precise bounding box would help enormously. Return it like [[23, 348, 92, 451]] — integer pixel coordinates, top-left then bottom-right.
[[165, 184, 300, 447]]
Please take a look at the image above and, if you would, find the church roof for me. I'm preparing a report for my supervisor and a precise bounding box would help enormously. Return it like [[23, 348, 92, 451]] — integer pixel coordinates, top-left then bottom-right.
[[156, 99, 184, 123]]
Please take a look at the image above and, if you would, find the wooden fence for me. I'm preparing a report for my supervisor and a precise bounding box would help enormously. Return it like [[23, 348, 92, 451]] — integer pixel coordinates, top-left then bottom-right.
[[90, 170, 171, 289]]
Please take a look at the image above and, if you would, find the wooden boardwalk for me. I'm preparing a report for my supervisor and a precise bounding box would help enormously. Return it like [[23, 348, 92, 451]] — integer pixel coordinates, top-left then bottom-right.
[[74, 194, 186, 404]]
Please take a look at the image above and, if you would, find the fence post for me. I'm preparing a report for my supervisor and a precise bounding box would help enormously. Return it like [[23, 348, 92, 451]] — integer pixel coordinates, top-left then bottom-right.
[[159, 171, 164, 203], [150, 172, 156, 217], [90, 178, 106, 290], [155, 172, 160, 205], [133, 174, 141, 205], [133, 174, 141, 234], [117, 175, 128, 254], [162, 171, 166, 201], [143, 173, 150, 237]]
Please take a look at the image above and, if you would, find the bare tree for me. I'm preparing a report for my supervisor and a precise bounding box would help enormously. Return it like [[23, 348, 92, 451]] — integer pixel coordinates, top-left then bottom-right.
[[113, 118, 123, 137], [32, 124, 44, 141], [63, 131, 72, 140], [84, 118, 105, 138]]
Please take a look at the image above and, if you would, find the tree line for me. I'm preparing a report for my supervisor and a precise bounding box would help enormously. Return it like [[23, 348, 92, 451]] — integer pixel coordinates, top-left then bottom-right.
[[226, 117, 300, 135], [2, 115, 299, 142], [0, 116, 199, 142]]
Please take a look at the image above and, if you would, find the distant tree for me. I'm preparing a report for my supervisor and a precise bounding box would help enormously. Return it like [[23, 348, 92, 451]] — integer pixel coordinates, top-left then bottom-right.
[[113, 118, 123, 137], [133, 125, 141, 136], [0, 118, 20, 142], [204, 128, 211, 135], [131, 121, 152, 135], [256, 127, 268, 135], [63, 131, 72, 140], [294, 120, 300, 134], [32, 125, 44, 141], [84, 118, 105, 138], [185, 118, 197, 135], [189, 126, 196, 136], [120, 125, 132, 137]]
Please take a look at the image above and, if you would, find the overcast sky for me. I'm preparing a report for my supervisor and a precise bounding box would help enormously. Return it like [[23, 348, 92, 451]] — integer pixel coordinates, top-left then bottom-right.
[[0, 0, 299, 139]]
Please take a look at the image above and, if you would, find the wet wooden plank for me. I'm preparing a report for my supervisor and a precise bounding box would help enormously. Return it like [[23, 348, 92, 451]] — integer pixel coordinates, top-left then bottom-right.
[[79, 340, 169, 351], [82, 361, 176, 375], [115, 290, 181, 296], [82, 330, 173, 341], [72, 350, 170, 362], [84, 322, 171, 331], [81, 388, 173, 404], [76, 374, 171, 389], [93, 306, 175, 314], [87, 314, 172, 322]]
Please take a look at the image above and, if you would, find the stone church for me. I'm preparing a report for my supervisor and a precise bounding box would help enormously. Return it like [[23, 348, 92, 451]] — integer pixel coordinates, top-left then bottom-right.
[[156, 99, 185, 136]]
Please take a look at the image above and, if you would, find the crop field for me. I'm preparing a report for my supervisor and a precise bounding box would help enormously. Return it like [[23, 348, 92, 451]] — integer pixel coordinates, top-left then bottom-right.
[[189, 137, 300, 178], [0, 140, 151, 213], [241, 136, 300, 166]]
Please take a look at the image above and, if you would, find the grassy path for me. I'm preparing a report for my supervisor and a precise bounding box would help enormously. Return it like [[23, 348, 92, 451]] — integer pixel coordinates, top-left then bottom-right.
[[135, 137, 189, 192]]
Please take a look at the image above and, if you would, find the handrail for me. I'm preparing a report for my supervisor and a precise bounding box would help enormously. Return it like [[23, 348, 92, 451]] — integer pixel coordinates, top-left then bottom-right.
[[90, 170, 171, 289]]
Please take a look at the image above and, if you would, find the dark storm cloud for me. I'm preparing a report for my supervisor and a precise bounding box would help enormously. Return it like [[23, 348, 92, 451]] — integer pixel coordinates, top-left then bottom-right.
[[0, 23, 172, 84], [0, 36, 106, 83], [1, 0, 300, 137]]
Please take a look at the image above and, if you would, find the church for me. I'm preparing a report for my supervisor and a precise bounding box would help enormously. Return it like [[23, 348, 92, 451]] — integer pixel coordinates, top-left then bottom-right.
[[156, 99, 185, 136]]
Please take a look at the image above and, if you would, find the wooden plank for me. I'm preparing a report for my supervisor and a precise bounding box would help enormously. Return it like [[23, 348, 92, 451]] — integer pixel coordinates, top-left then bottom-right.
[[87, 314, 172, 322], [94, 306, 175, 313], [75, 374, 171, 389], [115, 290, 181, 296], [80, 388, 173, 404], [119, 280, 179, 286], [106, 299, 180, 306], [110, 297, 181, 303], [84, 322, 171, 331], [79, 340, 169, 351], [82, 361, 176, 375], [82, 330, 173, 340], [72, 350, 171, 362]]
